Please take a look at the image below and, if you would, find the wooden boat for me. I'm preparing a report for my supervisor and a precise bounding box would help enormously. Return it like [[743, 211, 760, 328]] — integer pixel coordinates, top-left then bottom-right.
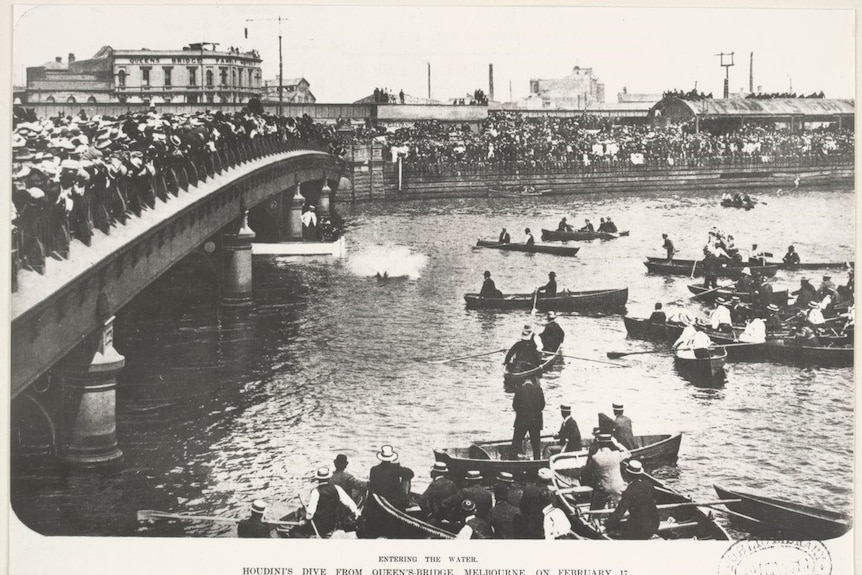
[[503, 346, 563, 386], [777, 261, 854, 271], [686, 284, 790, 307], [707, 333, 853, 367], [714, 485, 851, 540], [357, 493, 456, 539], [477, 240, 580, 256], [643, 257, 779, 279], [673, 347, 727, 380], [541, 229, 630, 242], [465, 288, 628, 311], [434, 432, 682, 485], [550, 452, 730, 540]]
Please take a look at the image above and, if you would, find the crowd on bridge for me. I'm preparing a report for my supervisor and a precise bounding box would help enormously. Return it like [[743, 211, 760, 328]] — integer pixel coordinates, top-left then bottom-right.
[[11, 107, 345, 278], [347, 111, 855, 172]]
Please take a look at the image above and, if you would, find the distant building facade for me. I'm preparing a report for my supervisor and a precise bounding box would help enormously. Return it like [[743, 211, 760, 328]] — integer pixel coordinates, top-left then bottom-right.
[[527, 66, 605, 109], [261, 78, 316, 103], [25, 43, 263, 105]]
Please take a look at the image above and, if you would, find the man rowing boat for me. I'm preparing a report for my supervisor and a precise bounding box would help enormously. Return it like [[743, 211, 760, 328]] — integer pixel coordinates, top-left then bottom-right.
[[579, 219, 595, 233], [504, 324, 542, 372], [537, 271, 557, 298], [557, 217, 573, 232]]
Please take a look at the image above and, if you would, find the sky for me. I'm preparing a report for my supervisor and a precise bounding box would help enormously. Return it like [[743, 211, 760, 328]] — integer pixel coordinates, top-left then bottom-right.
[[11, 5, 857, 103]]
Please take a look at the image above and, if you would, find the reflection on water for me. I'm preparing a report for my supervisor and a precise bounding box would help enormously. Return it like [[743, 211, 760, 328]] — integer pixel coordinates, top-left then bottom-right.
[[11, 186, 854, 537]]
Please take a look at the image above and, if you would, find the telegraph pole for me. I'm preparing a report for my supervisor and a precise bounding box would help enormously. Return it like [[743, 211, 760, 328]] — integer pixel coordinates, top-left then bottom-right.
[[246, 16, 286, 115], [427, 62, 431, 100], [715, 51, 734, 99]]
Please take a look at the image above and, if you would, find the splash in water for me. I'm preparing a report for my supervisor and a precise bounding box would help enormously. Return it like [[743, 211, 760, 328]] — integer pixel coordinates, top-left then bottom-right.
[[347, 245, 428, 279]]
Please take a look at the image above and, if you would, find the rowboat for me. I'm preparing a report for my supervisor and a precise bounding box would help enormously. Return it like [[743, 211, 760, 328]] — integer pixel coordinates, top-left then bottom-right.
[[433, 432, 682, 486], [477, 240, 580, 256], [720, 199, 755, 210], [465, 288, 628, 312], [252, 236, 346, 258], [673, 347, 727, 380], [503, 346, 563, 386], [643, 257, 779, 279], [778, 261, 854, 271], [357, 493, 456, 539], [686, 284, 790, 307], [550, 452, 730, 540], [713, 485, 851, 540], [707, 333, 854, 367], [541, 229, 630, 242]]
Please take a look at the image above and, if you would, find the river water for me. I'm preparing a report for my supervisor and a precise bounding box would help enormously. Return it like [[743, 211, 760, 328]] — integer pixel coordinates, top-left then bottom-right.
[[11, 186, 855, 537]]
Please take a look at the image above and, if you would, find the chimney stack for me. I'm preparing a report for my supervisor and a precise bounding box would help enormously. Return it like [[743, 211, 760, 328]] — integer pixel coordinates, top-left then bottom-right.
[[489, 64, 494, 102], [69, 53, 76, 64], [749, 52, 753, 93]]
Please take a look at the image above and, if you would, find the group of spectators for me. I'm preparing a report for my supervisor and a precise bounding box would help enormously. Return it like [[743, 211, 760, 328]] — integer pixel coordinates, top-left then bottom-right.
[[346, 111, 854, 173], [372, 88, 404, 104], [11, 106, 345, 279], [745, 92, 826, 99]]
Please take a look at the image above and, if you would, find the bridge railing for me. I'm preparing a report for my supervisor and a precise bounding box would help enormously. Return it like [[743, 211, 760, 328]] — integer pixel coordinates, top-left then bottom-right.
[[401, 152, 856, 178], [11, 134, 334, 292]]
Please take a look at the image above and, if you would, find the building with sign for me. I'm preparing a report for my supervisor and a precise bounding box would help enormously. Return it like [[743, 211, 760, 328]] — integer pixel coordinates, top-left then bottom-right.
[[25, 42, 263, 105]]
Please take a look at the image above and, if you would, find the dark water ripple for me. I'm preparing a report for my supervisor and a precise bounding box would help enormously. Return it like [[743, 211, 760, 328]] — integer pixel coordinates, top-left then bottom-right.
[[10, 186, 854, 537]]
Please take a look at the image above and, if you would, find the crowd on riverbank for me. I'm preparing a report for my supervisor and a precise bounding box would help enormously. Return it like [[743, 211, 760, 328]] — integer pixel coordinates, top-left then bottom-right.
[[11, 109, 344, 275], [346, 112, 855, 170]]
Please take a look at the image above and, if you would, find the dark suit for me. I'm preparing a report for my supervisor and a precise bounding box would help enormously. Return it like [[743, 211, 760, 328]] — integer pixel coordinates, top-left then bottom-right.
[[499, 231, 510, 244], [538, 278, 557, 297], [237, 516, 271, 538], [418, 477, 458, 521], [512, 381, 545, 459], [613, 414, 636, 450], [557, 416, 582, 452], [504, 339, 541, 370], [606, 477, 660, 540], [479, 278, 499, 298], [368, 461, 414, 510], [539, 321, 564, 352], [490, 500, 519, 538]]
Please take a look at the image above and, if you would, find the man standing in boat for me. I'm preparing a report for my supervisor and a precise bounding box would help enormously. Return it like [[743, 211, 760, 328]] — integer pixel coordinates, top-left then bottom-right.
[[582, 434, 631, 510], [504, 324, 541, 372], [511, 376, 545, 460], [538, 311, 564, 352], [537, 271, 557, 298], [611, 403, 636, 450], [662, 233, 675, 263], [605, 461, 660, 540]]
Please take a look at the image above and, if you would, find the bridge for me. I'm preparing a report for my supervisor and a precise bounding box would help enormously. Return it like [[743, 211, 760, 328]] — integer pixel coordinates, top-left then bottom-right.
[[11, 140, 345, 466]]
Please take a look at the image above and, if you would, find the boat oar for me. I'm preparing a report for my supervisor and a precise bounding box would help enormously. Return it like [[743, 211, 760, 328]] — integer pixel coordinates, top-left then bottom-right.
[[666, 282, 735, 305], [420, 348, 507, 364], [542, 350, 629, 367], [136, 509, 302, 526], [582, 499, 741, 515], [606, 348, 671, 359], [702, 505, 765, 524], [296, 495, 321, 538], [690, 258, 700, 279]]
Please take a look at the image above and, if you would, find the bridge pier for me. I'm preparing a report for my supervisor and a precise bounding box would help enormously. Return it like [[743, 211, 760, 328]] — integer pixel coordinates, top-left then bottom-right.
[[317, 179, 332, 223], [61, 316, 124, 466], [287, 184, 305, 240], [220, 212, 256, 307]]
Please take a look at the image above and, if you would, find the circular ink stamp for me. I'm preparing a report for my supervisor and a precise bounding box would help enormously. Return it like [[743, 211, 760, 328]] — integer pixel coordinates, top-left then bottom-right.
[[719, 540, 832, 575]]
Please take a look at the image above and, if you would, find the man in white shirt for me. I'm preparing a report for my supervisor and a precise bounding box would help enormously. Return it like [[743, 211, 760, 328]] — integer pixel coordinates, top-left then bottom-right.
[[710, 298, 733, 333], [301, 205, 318, 240], [805, 301, 826, 328]]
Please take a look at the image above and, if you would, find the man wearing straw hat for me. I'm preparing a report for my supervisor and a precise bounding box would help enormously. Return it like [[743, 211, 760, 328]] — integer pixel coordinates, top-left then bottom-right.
[[709, 298, 733, 333], [368, 445, 414, 510], [418, 462, 458, 524], [503, 324, 541, 372], [237, 500, 272, 538], [305, 466, 359, 537], [605, 460, 660, 540]]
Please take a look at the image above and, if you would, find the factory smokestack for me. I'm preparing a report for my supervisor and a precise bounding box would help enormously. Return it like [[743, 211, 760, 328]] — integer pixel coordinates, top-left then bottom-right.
[[489, 64, 494, 102], [749, 52, 754, 94]]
